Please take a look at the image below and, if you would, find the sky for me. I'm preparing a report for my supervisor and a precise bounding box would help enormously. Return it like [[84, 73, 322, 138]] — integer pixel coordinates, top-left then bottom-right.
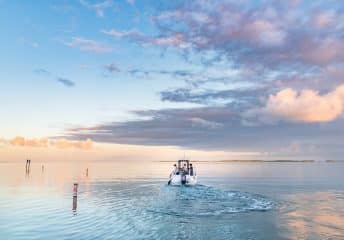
[[0, 0, 343, 161]]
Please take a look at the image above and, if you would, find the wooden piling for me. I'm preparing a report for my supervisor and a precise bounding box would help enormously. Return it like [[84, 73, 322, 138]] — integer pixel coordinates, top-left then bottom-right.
[[72, 183, 78, 212], [73, 183, 78, 196]]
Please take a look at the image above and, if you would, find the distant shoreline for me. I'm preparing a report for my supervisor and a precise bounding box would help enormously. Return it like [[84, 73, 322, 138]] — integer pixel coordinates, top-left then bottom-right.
[[1, 160, 344, 163], [156, 160, 318, 163], [325, 160, 344, 163]]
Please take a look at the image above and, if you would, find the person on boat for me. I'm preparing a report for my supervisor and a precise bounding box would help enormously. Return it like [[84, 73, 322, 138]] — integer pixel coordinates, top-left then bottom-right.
[[169, 164, 177, 179], [189, 163, 194, 176], [172, 164, 178, 175], [180, 163, 187, 184], [182, 164, 187, 174]]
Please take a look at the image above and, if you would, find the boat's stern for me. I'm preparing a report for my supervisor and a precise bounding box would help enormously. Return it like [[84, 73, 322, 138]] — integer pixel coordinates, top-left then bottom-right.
[[170, 174, 197, 186]]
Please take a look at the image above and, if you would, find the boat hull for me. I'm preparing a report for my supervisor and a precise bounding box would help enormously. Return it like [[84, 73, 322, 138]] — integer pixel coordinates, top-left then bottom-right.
[[170, 174, 197, 186]]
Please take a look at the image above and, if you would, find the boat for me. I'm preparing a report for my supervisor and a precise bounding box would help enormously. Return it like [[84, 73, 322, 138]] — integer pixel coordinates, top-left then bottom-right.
[[168, 159, 197, 186]]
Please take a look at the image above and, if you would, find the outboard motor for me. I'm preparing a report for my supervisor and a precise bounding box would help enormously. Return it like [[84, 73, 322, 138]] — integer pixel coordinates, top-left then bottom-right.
[[181, 175, 186, 185]]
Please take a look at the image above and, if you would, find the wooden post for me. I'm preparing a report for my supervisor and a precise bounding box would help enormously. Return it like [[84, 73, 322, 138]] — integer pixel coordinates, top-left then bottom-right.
[[25, 159, 30, 176], [73, 183, 78, 196], [72, 183, 78, 212]]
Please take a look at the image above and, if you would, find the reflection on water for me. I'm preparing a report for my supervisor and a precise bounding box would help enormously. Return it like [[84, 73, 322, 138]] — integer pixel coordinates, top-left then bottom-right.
[[279, 191, 344, 239], [0, 161, 343, 239], [72, 195, 77, 213]]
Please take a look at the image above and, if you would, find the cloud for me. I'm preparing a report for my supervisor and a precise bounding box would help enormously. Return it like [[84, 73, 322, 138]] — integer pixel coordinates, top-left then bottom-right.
[[312, 10, 336, 29], [102, 29, 143, 39], [190, 117, 223, 129], [104, 63, 120, 73], [160, 87, 267, 105], [106, 1, 341, 99], [34, 69, 76, 87], [65, 107, 236, 148], [10, 136, 48, 148], [248, 84, 344, 123], [64, 106, 344, 159], [56, 0, 344, 159], [241, 19, 286, 47], [7, 136, 93, 150], [102, 29, 189, 48], [34, 68, 51, 75], [57, 77, 75, 87], [127, 68, 196, 80], [110, 1, 342, 67], [65, 37, 113, 53], [51, 138, 93, 150], [150, 33, 188, 48], [299, 38, 344, 65], [79, 0, 113, 17]]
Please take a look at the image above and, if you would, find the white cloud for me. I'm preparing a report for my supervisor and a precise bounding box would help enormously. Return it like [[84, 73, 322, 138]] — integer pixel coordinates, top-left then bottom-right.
[[64, 37, 114, 53], [79, 0, 112, 17], [248, 84, 344, 123]]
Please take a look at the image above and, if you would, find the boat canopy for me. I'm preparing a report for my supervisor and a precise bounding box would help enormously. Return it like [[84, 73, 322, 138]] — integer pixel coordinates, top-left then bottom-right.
[[178, 159, 189, 170]]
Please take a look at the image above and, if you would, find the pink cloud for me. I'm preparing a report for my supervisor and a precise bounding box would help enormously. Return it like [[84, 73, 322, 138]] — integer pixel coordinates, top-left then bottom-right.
[[241, 20, 286, 47], [52, 138, 93, 150], [300, 38, 344, 65], [10, 136, 48, 147], [7, 136, 93, 150], [263, 84, 344, 123], [103, 29, 189, 48], [151, 33, 188, 48], [312, 10, 335, 29], [65, 37, 114, 53]]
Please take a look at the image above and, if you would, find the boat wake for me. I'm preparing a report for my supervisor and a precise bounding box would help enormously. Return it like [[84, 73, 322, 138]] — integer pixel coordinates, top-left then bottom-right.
[[147, 184, 274, 217]]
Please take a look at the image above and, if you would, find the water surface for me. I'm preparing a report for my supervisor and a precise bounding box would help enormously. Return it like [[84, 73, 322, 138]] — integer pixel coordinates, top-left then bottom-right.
[[0, 161, 343, 239]]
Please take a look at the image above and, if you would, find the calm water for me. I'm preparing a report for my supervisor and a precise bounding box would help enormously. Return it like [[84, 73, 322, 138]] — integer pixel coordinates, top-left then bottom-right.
[[0, 161, 343, 239]]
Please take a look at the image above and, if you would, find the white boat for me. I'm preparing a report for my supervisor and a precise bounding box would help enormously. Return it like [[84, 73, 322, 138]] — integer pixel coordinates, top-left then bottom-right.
[[168, 159, 197, 186]]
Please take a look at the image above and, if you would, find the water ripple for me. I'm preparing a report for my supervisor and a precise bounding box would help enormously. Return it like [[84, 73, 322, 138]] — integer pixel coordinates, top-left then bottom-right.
[[0, 180, 274, 240], [146, 184, 273, 217]]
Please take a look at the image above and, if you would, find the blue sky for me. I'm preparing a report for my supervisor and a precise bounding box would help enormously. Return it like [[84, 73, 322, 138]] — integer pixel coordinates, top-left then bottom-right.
[[0, 0, 196, 136], [0, 0, 343, 160]]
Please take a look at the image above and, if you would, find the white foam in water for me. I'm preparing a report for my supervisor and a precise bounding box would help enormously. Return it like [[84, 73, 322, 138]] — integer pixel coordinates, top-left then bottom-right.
[[147, 184, 274, 217]]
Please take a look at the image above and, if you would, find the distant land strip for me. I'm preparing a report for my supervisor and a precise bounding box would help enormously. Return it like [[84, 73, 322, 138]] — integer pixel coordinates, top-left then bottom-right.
[[156, 160, 316, 163], [325, 160, 344, 163]]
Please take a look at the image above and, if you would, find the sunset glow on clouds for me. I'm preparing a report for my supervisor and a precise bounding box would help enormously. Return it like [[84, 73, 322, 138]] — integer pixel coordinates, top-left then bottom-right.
[[7, 136, 93, 150], [0, 0, 343, 160], [264, 85, 344, 123]]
